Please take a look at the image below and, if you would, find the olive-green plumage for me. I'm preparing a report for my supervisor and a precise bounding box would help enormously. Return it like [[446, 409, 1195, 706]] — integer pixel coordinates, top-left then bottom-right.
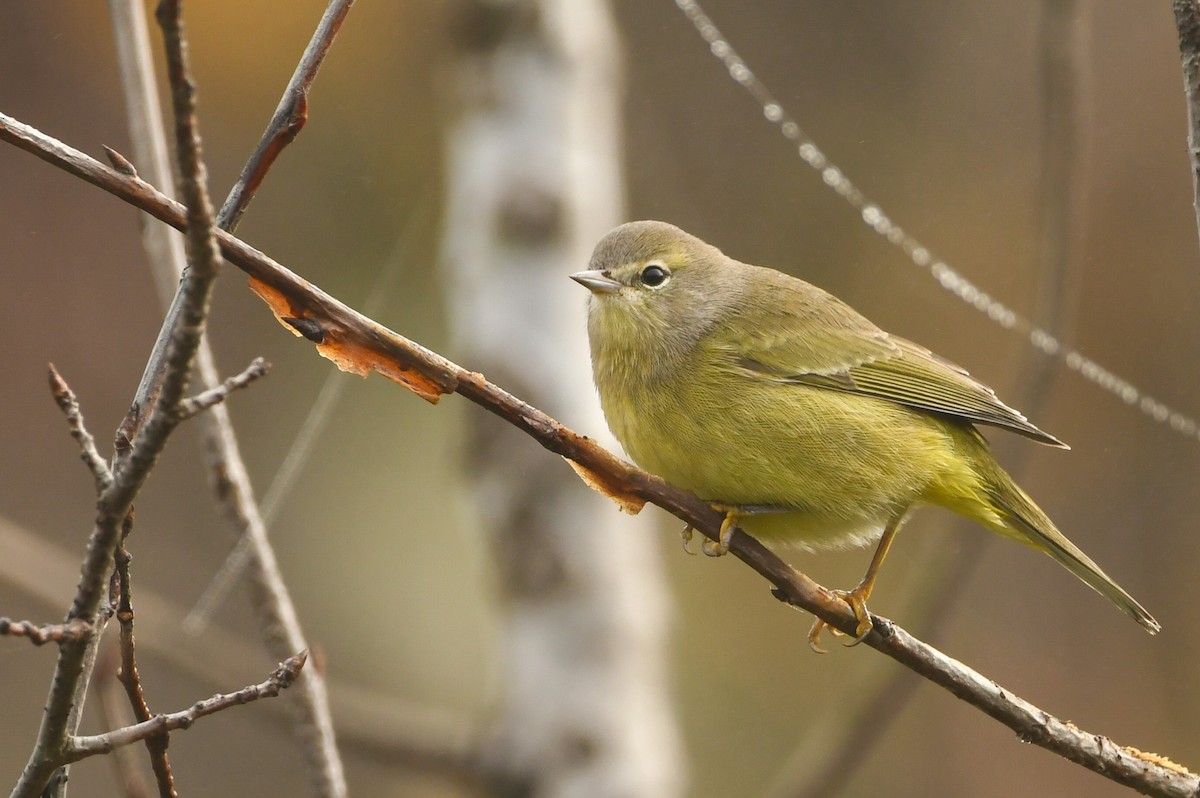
[[573, 220, 1158, 635]]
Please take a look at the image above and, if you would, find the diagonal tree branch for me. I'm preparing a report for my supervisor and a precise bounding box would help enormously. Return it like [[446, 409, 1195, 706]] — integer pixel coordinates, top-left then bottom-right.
[[0, 111, 1196, 797], [216, 0, 355, 230]]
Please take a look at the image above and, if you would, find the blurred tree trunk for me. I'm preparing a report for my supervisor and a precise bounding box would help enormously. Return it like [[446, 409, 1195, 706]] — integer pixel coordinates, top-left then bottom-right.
[[440, 1, 682, 796]]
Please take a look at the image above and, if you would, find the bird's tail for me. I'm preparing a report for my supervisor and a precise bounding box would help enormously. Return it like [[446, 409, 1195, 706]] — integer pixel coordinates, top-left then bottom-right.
[[980, 461, 1160, 634]]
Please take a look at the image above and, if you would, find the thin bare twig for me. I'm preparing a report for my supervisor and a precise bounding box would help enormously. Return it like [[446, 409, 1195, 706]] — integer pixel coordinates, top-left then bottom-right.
[[1, 113, 1196, 796], [0, 619, 93, 646], [115, 531, 176, 798], [96, 647, 156, 798], [176, 357, 270, 420], [48, 364, 113, 493], [106, 2, 349, 794], [68, 652, 308, 762], [217, 0, 355, 230], [1174, 0, 1200, 252]]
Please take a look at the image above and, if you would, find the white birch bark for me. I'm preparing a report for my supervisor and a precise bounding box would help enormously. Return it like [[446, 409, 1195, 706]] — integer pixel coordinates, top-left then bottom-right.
[[440, 1, 682, 795]]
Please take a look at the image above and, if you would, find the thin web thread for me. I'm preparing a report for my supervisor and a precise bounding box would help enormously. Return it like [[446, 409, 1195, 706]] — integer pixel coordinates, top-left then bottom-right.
[[674, 0, 1200, 443]]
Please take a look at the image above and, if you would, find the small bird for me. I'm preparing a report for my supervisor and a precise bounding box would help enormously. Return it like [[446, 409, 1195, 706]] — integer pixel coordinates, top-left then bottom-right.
[[572, 220, 1159, 649]]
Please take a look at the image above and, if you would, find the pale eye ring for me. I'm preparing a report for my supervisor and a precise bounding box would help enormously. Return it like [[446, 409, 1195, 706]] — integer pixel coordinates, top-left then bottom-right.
[[640, 263, 670, 288]]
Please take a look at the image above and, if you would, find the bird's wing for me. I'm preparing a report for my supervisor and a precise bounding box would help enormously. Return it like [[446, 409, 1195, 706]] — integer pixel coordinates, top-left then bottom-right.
[[716, 274, 1066, 447], [713, 272, 903, 379], [794, 338, 1066, 447]]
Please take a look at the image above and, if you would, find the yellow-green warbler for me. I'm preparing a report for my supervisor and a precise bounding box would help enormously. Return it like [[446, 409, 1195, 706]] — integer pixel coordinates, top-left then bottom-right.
[[572, 220, 1158, 649]]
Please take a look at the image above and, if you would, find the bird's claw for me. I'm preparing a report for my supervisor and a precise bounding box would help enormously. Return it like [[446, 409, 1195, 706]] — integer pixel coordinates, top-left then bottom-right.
[[701, 535, 729, 557], [680, 525, 698, 555], [807, 587, 874, 653], [680, 510, 739, 557]]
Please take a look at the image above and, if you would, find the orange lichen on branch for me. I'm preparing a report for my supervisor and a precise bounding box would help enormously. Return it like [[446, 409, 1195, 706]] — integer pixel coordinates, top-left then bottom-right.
[[316, 334, 446, 403], [1124, 746, 1193, 776], [248, 277, 448, 403], [249, 276, 309, 330], [565, 458, 646, 515]]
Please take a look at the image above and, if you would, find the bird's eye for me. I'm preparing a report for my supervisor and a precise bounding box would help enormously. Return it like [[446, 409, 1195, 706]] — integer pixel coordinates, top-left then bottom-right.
[[640, 263, 670, 288]]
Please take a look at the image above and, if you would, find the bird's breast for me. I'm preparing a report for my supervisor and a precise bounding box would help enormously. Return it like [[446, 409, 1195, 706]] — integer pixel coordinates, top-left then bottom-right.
[[592, 348, 967, 546]]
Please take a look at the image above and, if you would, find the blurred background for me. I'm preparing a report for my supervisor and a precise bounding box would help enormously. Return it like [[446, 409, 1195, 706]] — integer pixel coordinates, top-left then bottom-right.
[[0, 2, 1196, 796]]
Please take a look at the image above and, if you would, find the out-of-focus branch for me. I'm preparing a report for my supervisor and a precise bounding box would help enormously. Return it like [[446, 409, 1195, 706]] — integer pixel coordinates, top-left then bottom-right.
[[67, 652, 308, 762], [1174, 0, 1200, 251], [0, 512, 480, 777], [106, 3, 351, 794], [1, 113, 1196, 797]]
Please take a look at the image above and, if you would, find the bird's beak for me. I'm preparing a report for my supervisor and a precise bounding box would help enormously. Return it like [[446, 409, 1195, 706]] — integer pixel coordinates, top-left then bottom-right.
[[570, 270, 622, 295]]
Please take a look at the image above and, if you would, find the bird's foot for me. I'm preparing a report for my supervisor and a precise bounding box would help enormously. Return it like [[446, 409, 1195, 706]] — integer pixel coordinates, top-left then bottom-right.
[[698, 508, 740, 557], [807, 586, 874, 654]]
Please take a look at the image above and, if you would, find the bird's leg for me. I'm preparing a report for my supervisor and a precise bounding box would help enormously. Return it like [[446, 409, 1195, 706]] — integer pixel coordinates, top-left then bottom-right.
[[808, 513, 905, 653], [685, 505, 788, 556]]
